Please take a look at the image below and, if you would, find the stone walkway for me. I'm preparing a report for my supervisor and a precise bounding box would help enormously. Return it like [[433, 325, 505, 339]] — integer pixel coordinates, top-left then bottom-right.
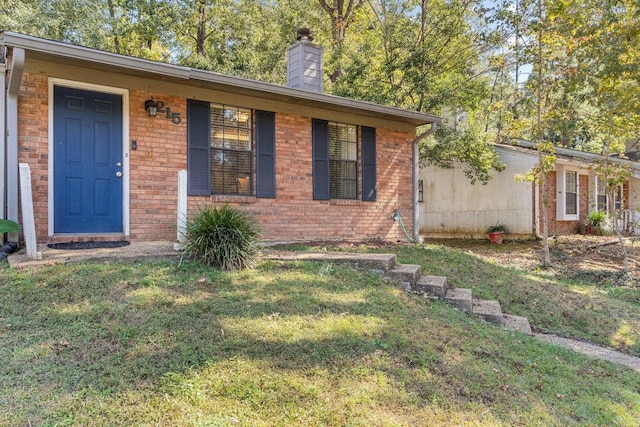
[[535, 333, 640, 373], [7, 244, 640, 373]]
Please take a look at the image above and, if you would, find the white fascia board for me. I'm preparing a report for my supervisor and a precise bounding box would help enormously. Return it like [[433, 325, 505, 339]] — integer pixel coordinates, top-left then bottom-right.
[[0, 32, 190, 79], [513, 139, 640, 172]]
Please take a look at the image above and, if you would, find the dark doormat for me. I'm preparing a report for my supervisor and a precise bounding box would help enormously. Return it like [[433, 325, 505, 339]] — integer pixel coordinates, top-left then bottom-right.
[[48, 241, 131, 250]]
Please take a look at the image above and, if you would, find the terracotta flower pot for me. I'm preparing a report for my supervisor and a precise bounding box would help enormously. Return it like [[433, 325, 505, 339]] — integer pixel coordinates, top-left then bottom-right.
[[487, 231, 504, 244]]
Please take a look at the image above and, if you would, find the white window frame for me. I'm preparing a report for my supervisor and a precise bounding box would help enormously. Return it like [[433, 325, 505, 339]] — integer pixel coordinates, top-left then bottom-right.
[[596, 175, 608, 212], [556, 165, 580, 221], [595, 176, 624, 213]]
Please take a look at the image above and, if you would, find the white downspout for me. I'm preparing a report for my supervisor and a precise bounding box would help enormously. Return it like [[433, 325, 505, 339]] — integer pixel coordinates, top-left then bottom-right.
[[0, 54, 6, 224], [412, 123, 438, 243], [6, 47, 24, 243]]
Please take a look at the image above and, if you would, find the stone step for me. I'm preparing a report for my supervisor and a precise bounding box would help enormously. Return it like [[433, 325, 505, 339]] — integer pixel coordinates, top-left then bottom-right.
[[444, 287, 473, 312], [413, 275, 447, 298], [472, 299, 503, 326], [500, 314, 533, 335], [267, 251, 397, 271], [386, 264, 421, 285]]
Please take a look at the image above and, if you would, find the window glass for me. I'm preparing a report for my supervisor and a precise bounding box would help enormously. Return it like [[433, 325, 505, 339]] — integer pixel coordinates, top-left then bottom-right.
[[209, 103, 252, 195], [566, 171, 577, 215], [597, 176, 607, 212], [328, 122, 357, 199], [614, 185, 622, 210]]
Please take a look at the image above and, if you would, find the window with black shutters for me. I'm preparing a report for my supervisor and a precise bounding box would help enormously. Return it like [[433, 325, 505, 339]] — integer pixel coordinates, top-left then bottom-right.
[[210, 104, 252, 195], [328, 122, 357, 199], [188, 99, 275, 198]]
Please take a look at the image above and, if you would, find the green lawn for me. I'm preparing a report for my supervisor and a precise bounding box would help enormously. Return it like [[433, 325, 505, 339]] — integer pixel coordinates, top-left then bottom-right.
[[1, 253, 639, 426], [388, 243, 640, 356]]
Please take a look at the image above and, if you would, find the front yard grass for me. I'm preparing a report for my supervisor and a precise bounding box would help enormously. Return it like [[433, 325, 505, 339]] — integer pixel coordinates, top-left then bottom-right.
[[1, 256, 639, 426], [390, 243, 640, 356]]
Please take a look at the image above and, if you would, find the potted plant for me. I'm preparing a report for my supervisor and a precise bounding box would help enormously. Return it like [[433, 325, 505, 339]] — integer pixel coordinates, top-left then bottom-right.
[[486, 223, 508, 244], [585, 211, 607, 235]]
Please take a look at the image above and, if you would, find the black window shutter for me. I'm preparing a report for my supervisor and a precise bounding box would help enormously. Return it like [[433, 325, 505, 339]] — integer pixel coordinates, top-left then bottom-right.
[[312, 119, 330, 200], [187, 99, 211, 196], [256, 110, 276, 198], [361, 126, 377, 201]]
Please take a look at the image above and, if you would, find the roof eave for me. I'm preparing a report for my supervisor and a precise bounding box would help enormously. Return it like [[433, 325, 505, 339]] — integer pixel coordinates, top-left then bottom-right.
[[1, 31, 441, 127]]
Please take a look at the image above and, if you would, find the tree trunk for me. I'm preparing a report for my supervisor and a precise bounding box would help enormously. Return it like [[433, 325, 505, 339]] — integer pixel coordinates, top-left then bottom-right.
[[107, 0, 121, 54], [196, 0, 208, 57], [318, 0, 363, 82]]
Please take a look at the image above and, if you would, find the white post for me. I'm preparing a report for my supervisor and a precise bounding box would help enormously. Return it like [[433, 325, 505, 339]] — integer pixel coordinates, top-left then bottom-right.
[[0, 61, 6, 223], [19, 163, 41, 260], [176, 170, 188, 248], [7, 48, 24, 242]]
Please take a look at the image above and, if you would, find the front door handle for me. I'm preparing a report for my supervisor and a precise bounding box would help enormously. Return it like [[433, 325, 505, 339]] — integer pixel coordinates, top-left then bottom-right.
[[116, 171, 123, 178]]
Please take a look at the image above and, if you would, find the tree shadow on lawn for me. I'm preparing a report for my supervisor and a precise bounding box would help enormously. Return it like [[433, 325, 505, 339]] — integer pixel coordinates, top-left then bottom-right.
[[1, 260, 639, 426]]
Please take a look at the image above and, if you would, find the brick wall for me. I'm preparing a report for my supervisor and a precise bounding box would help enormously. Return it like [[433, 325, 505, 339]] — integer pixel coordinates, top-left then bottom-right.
[[129, 91, 187, 240], [17, 73, 414, 243], [17, 73, 49, 241], [188, 116, 414, 243], [539, 171, 589, 235]]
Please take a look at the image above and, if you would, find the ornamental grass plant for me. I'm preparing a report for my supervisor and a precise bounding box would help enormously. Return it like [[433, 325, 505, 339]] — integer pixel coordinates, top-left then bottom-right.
[[183, 204, 260, 270]]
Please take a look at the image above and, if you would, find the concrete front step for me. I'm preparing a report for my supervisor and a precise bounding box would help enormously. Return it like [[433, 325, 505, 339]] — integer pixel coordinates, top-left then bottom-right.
[[500, 314, 533, 335], [386, 264, 421, 285], [472, 299, 503, 326], [413, 275, 447, 297], [444, 288, 473, 312]]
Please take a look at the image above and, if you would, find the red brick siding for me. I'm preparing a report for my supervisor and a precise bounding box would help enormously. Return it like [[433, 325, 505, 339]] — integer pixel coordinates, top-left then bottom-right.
[[539, 171, 589, 235], [129, 91, 187, 240], [16, 72, 414, 243], [187, 115, 413, 242], [17, 73, 49, 241]]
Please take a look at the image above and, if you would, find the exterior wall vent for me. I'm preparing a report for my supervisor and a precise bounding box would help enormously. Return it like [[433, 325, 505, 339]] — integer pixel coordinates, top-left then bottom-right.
[[287, 28, 323, 93]]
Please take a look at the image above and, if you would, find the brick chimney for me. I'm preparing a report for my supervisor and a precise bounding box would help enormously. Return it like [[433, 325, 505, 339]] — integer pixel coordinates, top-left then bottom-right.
[[287, 28, 323, 93]]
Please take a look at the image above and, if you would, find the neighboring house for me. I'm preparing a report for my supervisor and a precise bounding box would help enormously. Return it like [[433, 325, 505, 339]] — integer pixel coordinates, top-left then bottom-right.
[[419, 140, 640, 238], [0, 31, 440, 247]]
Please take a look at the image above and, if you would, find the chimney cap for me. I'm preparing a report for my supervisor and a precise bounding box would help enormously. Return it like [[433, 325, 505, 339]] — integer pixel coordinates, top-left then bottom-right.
[[296, 28, 314, 42]]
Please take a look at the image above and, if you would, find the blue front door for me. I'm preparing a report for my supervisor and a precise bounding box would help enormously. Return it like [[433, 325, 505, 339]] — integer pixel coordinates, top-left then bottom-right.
[[54, 86, 123, 233]]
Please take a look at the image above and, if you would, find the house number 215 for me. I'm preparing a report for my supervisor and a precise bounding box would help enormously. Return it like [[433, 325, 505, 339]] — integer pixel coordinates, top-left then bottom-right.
[[163, 107, 182, 124]]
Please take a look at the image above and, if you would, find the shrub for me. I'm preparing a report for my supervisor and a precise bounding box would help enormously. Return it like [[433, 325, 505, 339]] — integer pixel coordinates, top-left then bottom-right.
[[586, 211, 612, 235], [486, 223, 508, 233], [183, 205, 260, 270], [0, 219, 20, 234], [587, 211, 607, 227]]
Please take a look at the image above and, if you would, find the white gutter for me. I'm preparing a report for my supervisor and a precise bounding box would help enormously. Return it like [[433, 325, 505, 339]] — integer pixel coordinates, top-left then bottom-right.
[[0, 55, 6, 222], [412, 123, 438, 242], [514, 138, 640, 176], [6, 47, 24, 242]]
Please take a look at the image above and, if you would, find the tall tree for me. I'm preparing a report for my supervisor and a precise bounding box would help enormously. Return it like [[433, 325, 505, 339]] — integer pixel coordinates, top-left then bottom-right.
[[317, 0, 365, 82]]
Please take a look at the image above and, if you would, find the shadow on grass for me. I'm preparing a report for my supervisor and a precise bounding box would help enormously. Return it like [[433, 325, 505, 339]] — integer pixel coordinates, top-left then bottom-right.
[[0, 259, 639, 425]]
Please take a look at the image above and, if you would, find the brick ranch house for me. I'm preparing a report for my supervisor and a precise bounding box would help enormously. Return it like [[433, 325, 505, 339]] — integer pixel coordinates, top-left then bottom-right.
[[419, 140, 640, 238], [0, 31, 440, 251]]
